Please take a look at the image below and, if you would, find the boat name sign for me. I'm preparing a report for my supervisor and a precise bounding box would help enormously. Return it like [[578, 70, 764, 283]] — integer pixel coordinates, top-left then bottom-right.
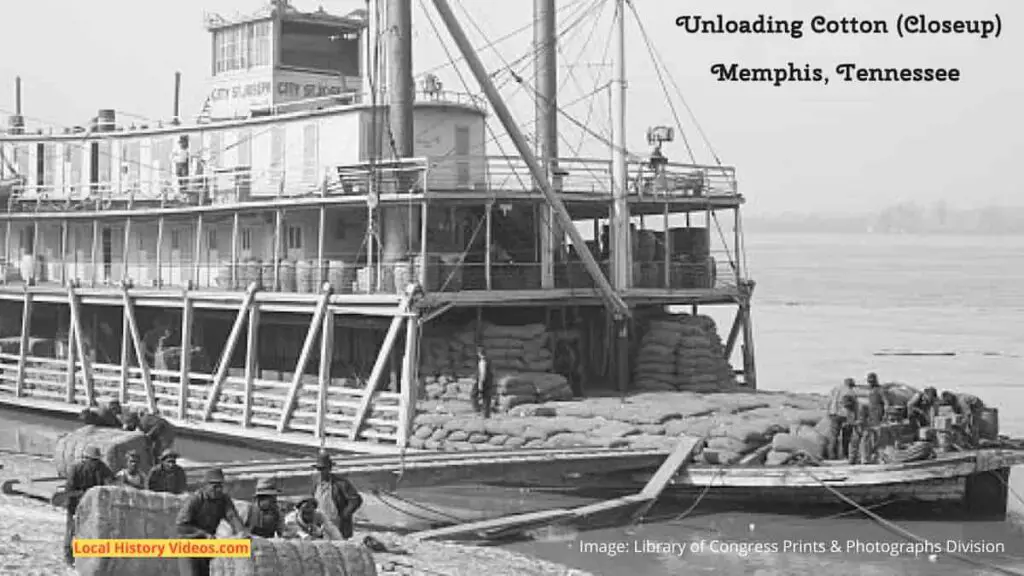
[[209, 81, 344, 102]]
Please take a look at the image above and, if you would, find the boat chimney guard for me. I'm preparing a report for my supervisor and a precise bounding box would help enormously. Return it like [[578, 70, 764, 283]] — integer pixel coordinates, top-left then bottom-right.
[[173, 71, 182, 124], [9, 76, 25, 134], [95, 109, 116, 132]]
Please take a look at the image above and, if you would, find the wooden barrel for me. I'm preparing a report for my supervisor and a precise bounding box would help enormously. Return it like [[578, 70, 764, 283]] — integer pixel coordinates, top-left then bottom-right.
[[295, 260, 315, 293], [413, 255, 441, 292], [979, 408, 999, 440], [327, 260, 354, 294], [260, 261, 275, 291], [392, 260, 413, 294], [216, 261, 233, 290], [356, 267, 376, 293], [279, 260, 297, 292]]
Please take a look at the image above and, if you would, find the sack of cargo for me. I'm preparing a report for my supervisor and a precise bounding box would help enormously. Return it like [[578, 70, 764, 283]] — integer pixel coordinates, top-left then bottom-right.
[[701, 449, 742, 465], [765, 450, 792, 466], [54, 426, 151, 478], [771, 433, 824, 458]]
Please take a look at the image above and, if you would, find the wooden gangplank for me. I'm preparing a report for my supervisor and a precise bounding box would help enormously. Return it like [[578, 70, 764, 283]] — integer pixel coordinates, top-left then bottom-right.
[[207, 446, 673, 500], [410, 435, 703, 541]]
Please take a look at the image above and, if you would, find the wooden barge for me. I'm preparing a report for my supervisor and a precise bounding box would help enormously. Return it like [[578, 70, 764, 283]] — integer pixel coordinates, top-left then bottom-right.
[[0, 0, 755, 454]]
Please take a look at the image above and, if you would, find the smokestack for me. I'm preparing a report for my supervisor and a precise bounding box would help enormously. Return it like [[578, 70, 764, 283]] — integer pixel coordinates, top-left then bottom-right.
[[387, 0, 413, 158], [9, 76, 25, 134], [173, 72, 182, 124]]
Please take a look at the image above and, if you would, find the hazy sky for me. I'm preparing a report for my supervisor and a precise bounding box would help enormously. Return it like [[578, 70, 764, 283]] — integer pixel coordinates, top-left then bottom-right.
[[0, 0, 1020, 215]]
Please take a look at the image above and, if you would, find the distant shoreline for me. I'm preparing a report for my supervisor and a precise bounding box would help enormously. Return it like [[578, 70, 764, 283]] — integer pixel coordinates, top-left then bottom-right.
[[743, 204, 1024, 236]]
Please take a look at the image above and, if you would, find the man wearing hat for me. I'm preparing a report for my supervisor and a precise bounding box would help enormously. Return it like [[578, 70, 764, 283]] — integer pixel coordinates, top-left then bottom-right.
[[245, 478, 287, 539], [176, 468, 248, 576], [284, 496, 343, 540], [63, 446, 114, 566], [311, 450, 363, 540], [146, 448, 187, 494]]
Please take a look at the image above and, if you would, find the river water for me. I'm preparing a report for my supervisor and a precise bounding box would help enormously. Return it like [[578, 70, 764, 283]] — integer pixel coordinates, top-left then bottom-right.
[[2, 232, 1022, 575]]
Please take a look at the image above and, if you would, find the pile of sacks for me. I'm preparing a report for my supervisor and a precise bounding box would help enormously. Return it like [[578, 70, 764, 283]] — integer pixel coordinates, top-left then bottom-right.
[[417, 322, 573, 413], [633, 315, 737, 392], [409, 390, 832, 459]]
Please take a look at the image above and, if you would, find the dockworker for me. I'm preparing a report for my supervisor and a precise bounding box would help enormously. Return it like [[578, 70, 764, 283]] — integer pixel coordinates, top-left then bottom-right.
[[142, 316, 173, 368], [471, 345, 494, 418], [176, 468, 248, 576], [311, 450, 363, 540], [122, 408, 176, 464], [147, 449, 188, 494], [847, 404, 877, 465], [114, 450, 145, 489], [78, 399, 123, 428], [865, 373, 889, 426], [284, 496, 343, 540], [906, 387, 939, 430], [63, 446, 114, 567], [941, 390, 986, 445], [246, 478, 288, 539], [825, 378, 857, 459]]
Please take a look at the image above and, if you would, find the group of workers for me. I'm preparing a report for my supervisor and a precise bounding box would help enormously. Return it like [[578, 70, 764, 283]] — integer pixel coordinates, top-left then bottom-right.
[[825, 372, 987, 464], [65, 400, 365, 576]]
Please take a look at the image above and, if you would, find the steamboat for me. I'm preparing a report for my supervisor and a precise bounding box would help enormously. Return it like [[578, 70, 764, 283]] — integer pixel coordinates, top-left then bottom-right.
[[0, 0, 1018, 529]]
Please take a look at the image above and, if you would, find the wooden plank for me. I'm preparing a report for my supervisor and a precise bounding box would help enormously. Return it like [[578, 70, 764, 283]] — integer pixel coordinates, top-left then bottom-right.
[[15, 290, 32, 397], [242, 305, 260, 427], [202, 283, 258, 420], [277, 288, 333, 432], [412, 509, 574, 541], [397, 314, 419, 448], [350, 314, 405, 440], [630, 435, 703, 521], [178, 294, 193, 420], [121, 286, 155, 413], [68, 287, 95, 406], [316, 309, 334, 439], [118, 312, 130, 404], [723, 306, 742, 360]]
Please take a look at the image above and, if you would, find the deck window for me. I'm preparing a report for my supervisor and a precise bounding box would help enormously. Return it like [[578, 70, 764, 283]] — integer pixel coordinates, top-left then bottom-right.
[[215, 26, 241, 74], [302, 123, 318, 183], [208, 229, 219, 251], [279, 21, 359, 76], [120, 140, 141, 192], [240, 228, 251, 251], [235, 129, 252, 167], [286, 226, 302, 250], [171, 229, 181, 251], [214, 22, 270, 74], [455, 126, 470, 187]]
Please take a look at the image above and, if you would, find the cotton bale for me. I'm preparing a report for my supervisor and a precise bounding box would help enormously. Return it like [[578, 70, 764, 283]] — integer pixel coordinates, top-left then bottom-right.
[[210, 538, 377, 576], [54, 426, 151, 478]]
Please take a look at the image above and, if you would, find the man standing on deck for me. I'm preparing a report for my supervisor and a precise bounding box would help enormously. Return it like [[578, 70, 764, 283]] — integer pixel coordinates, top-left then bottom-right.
[[865, 373, 889, 426], [472, 345, 495, 418], [941, 390, 986, 446], [172, 135, 191, 194], [147, 449, 188, 494], [176, 468, 249, 576], [64, 446, 114, 567], [311, 450, 363, 540], [906, 387, 939, 430], [825, 378, 857, 459]]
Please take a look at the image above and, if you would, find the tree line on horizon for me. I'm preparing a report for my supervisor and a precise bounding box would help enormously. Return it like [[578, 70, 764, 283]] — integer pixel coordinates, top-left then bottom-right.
[[744, 202, 1024, 235]]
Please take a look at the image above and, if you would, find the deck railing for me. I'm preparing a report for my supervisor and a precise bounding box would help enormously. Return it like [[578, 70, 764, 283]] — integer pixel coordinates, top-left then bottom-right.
[[5, 155, 738, 209], [0, 251, 737, 295]]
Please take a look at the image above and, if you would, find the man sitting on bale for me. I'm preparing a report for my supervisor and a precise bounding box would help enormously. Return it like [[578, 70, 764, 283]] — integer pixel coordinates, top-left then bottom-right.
[[114, 450, 145, 489], [311, 450, 363, 540], [906, 387, 939, 430], [941, 390, 986, 446], [64, 446, 114, 567], [246, 478, 288, 539], [176, 468, 249, 576], [284, 497, 343, 540], [147, 449, 187, 494], [825, 378, 857, 459], [122, 408, 176, 464]]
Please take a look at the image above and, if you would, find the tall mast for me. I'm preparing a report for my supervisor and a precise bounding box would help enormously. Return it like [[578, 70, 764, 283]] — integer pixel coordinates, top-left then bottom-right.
[[535, 0, 558, 289], [610, 0, 629, 290]]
